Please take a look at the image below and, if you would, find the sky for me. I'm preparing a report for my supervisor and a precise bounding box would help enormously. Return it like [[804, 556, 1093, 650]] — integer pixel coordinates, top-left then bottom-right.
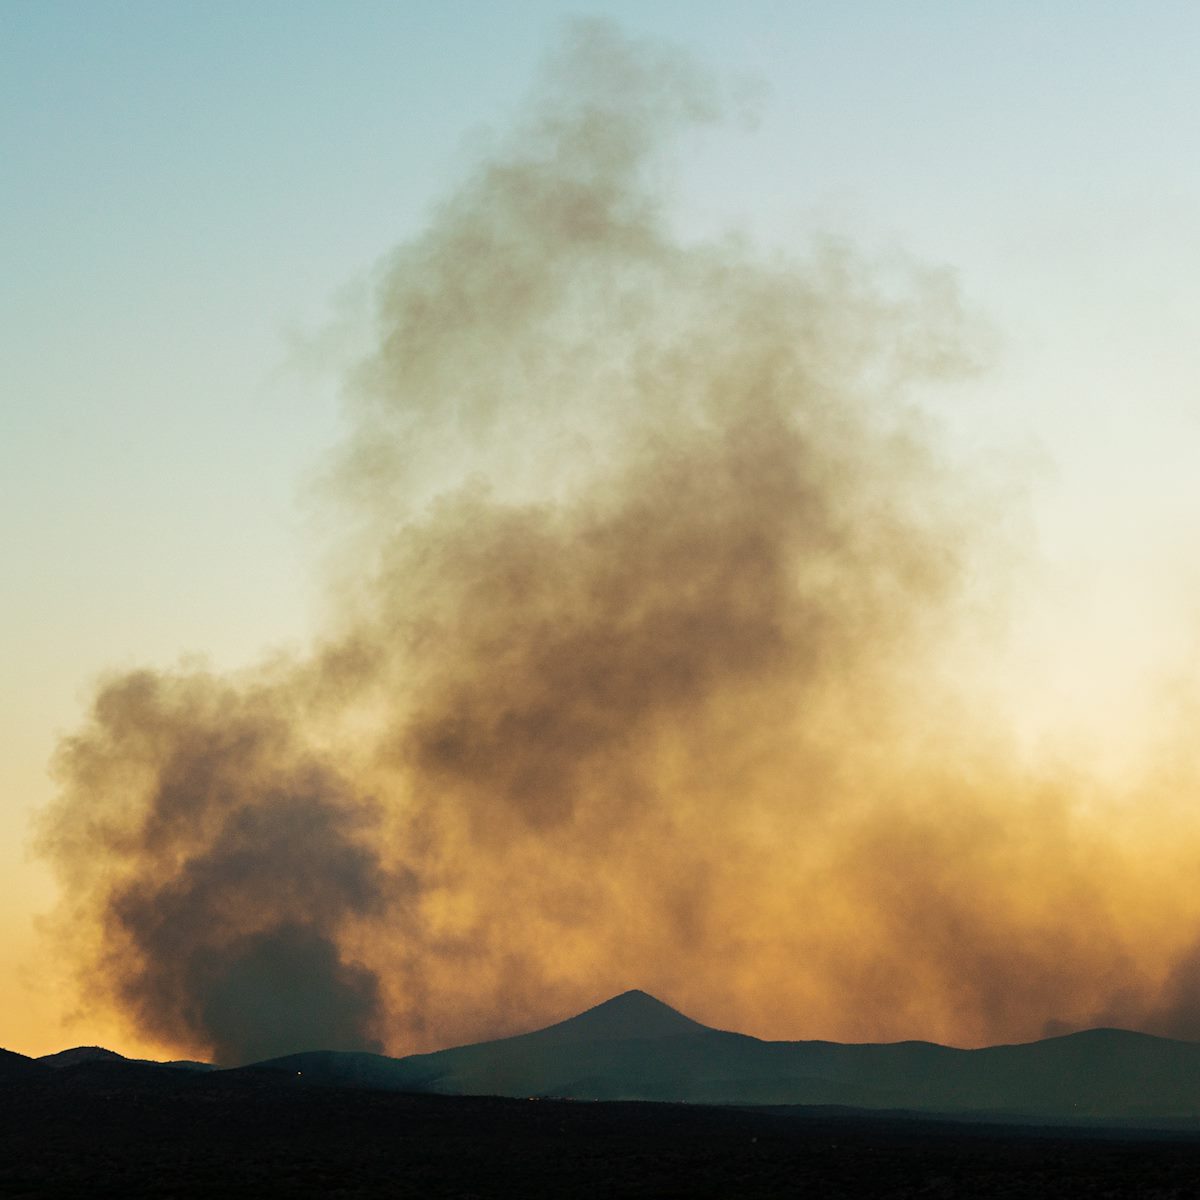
[[4, 1, 1200, 1060]]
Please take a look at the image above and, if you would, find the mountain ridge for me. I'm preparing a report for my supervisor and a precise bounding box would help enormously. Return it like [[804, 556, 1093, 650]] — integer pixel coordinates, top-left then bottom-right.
[[37, 1045, 214, 1072], [17, 992, 1200, 1124], [241, 991, 1200, 1124]]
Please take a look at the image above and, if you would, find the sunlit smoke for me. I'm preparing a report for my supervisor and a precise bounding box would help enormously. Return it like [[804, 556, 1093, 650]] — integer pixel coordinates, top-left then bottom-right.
[[37, 20, 1200, 1063]]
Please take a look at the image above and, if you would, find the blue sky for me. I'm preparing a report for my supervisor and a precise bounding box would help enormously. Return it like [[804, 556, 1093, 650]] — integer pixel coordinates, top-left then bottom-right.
[[4, 1, 1200, 1053]]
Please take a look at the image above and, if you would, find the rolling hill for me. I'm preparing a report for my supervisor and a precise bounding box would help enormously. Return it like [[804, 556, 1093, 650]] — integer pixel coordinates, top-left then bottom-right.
[[38, 1045, 214, 1072]]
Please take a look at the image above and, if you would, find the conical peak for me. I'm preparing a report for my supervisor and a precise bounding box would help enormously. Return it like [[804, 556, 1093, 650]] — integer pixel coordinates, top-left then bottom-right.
[[602, 989, 683, 1014], [536, 989, 710, 1043]]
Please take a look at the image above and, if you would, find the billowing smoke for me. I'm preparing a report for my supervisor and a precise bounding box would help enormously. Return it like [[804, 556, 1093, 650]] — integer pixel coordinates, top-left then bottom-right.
[[44, 669, 392, 1062], [37, 22, 1200, 1063]]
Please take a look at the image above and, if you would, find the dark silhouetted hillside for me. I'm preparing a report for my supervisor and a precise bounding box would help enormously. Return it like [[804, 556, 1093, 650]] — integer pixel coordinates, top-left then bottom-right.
[[38, 1045, 130, 1068], [38, 1044, 214, 1072], [0, 1047, 43, 1083]]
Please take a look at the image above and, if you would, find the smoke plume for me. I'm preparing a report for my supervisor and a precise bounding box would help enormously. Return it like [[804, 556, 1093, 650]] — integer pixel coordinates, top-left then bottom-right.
[[38, 21, 1200, 1062]]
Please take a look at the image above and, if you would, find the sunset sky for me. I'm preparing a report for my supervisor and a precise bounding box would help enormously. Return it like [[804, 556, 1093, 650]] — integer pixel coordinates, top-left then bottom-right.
[[5, 2, 1200, 1061]]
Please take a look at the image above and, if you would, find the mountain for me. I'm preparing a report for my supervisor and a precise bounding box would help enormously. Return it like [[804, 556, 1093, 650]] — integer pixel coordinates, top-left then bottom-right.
[[253, 989, 715, 1095], [24, 994, 1200, 1123], [251, 991, 1200, 1124], [38, 1045, 214, 1072], [39, 1045, 130, 1068], [525, 989, 713, 1041]]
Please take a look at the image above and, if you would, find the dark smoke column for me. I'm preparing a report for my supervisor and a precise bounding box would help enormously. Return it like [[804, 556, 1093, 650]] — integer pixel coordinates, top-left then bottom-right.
[[42, 670, 388, 1064]]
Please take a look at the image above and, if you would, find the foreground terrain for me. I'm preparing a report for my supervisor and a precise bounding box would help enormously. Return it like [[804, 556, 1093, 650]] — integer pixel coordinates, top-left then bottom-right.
[[4, 1059, 1200, 1198]]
